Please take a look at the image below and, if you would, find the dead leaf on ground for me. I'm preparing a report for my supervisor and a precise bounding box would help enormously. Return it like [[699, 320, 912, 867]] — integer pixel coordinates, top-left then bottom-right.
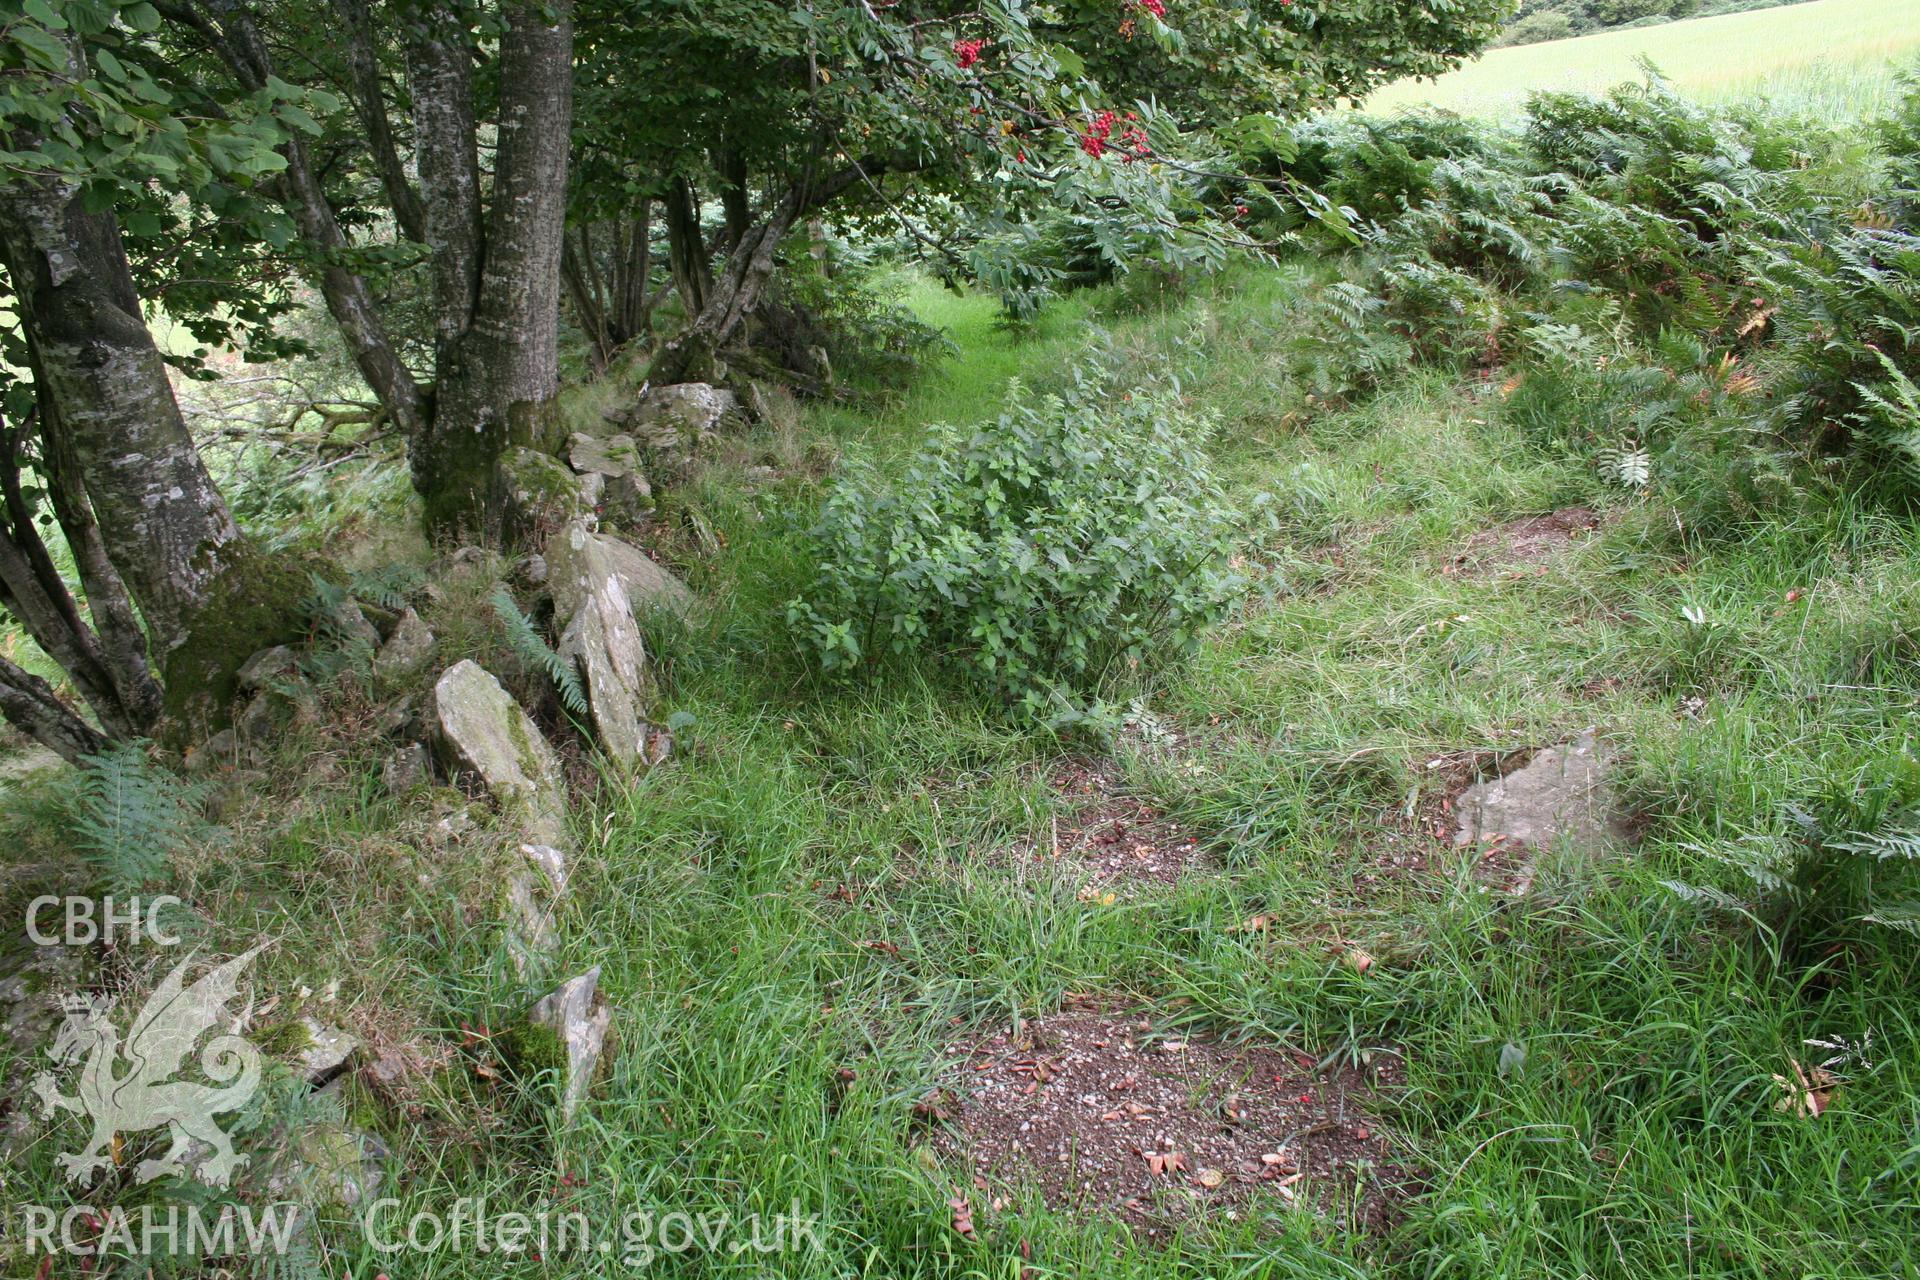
[[1773, 1058, 1836, 1118], [1142, 1150, 1189, 1176], [949, 1194, 977, 1239]]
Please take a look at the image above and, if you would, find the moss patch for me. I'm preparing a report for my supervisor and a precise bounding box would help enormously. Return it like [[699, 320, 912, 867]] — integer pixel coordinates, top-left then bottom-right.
[[161, 543, 323, 740]]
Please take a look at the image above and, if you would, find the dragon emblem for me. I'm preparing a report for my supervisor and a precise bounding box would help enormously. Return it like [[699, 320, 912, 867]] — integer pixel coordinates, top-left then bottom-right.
[[30, 946, 264, 1189]]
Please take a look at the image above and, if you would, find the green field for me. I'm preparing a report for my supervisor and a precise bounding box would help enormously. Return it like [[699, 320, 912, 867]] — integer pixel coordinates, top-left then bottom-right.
[[1367, 0, 1920, 116]]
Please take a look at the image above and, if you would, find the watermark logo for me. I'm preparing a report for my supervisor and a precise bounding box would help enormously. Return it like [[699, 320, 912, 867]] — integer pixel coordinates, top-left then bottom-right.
[[31, 946, 265, 1189]]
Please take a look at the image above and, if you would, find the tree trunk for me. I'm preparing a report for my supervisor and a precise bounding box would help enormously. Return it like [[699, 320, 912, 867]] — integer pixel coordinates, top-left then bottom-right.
[[333, 0, 428, 244], [563, 229, 613, 371], [0, 655, 107, 764], [0, 193, 242, 656], [0, 412, 155, 738], [564, 204, 662, 372], [664, 176, 713, 320], [717, 147, 752, 252], [410, 0, 573, 539], [646, 159, 877, 386], [0, 171, 304, 736], [193, 0, 430, 445]]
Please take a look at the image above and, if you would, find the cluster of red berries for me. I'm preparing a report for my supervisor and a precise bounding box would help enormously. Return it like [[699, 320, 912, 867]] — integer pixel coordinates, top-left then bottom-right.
[[953, 37, 985, 69], [1135, 0, 1168, 16], [1080, 110, 1117, 158], [1080, 110, 1151, 161]]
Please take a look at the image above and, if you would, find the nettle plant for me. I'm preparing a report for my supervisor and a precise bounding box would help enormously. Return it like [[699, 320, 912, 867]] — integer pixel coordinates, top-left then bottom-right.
[[789, 365, 1257, 721]]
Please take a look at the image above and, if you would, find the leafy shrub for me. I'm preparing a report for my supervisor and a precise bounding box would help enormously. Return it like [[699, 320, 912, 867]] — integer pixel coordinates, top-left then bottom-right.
[[1286, 280, 1414, 401], [773, 251, 952, 393], [1378, 258, 1509, 369], [1288, 111, 1495, 231], [1382, 156, 1560, 290], [789, 369, 1255, 718]]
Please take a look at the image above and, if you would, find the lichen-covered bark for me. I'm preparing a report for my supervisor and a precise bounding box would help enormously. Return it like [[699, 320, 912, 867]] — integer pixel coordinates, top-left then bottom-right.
[[0, 182, 244, 657], [31, 399, 165, 731], [404, 1, 484, 372], [0, 654, 106, 764], [0, 430, 149, 737], [411, 0, 573, 539]]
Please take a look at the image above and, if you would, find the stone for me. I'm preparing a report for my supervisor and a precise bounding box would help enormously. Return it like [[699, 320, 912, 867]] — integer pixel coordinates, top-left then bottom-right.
[[501, 446, 595, 541], [185, 728, 242, 773], [324, 599, 383, 652], [298, 1018, 360, 1085], [234, 676, 316, 744], [576, 471, 605, 509], [504, 842, 569, 973], [428, 806, 474, 846], [236, 645, 298, 692], [372, 608, 436, 683], [544, 520, 690, 769], [744, 379, 797, 428], [600, 471, 654, 527], [375, 695, 419, 739], [430, 661, 569, 847], [0, 945, 92, 1159], [528, 967, 613, 1124], [620, 383, 740, 475], [205, 770, 268, 822], [546, 518, 692, 624], [1452, 730, 1625, 892], [557, 576, 650, 767], [568, 431, 642, 477], [267, 1091, 388, 1208], [381, 742, 430, 794], [522, 553, 549, 586], [448, 545, 497, 570]]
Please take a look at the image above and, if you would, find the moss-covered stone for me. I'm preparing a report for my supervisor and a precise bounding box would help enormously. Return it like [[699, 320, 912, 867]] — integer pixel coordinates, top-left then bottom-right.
[[161, 543, 323, 740]]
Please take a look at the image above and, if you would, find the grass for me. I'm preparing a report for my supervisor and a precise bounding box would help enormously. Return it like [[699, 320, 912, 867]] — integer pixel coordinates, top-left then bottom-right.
[[1365, 0, 1920, 116], [5, 263, 1920, 1276]]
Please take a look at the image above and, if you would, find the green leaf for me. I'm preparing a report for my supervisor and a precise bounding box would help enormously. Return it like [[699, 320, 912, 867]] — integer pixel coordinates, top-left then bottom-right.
[[122, 2, 163, 33], [23, 0, 67, 30], [273, 102, 321, 136], [12, 23, 70, 72]]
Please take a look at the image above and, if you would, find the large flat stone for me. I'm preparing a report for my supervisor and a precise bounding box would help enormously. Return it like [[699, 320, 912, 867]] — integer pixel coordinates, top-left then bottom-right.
[[1453, 731, 1624, 889], [431, 660, 568, 847]]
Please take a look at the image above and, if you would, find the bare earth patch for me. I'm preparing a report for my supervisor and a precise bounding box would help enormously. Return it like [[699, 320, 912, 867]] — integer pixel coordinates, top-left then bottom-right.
[[1448, 506, 1601, 576], [1004, 760, 1209, 890], [1350, 744, 1536, 890], [928, 1001, 1407, 1236]]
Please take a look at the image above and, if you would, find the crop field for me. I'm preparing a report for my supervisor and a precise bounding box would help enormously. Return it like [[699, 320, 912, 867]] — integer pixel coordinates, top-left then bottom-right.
[[1366, 0, 1920, 116]]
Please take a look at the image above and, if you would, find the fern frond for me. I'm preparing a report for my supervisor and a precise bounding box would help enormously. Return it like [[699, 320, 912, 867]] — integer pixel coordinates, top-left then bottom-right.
[[62, 741, 225, 892], [490, 587, 590, 719]]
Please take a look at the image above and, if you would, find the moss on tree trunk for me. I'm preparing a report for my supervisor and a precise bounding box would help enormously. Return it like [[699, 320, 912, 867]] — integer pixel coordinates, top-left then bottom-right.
[[160, 544, 321, 737]]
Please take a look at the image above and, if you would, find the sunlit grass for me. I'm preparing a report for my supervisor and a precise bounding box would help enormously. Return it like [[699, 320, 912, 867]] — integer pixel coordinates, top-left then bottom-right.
[[1366, 0, 1920, 116]]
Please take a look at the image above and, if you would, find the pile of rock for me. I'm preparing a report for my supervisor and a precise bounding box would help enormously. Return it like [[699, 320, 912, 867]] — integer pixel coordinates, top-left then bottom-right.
[[500, 380, 743, 542]]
